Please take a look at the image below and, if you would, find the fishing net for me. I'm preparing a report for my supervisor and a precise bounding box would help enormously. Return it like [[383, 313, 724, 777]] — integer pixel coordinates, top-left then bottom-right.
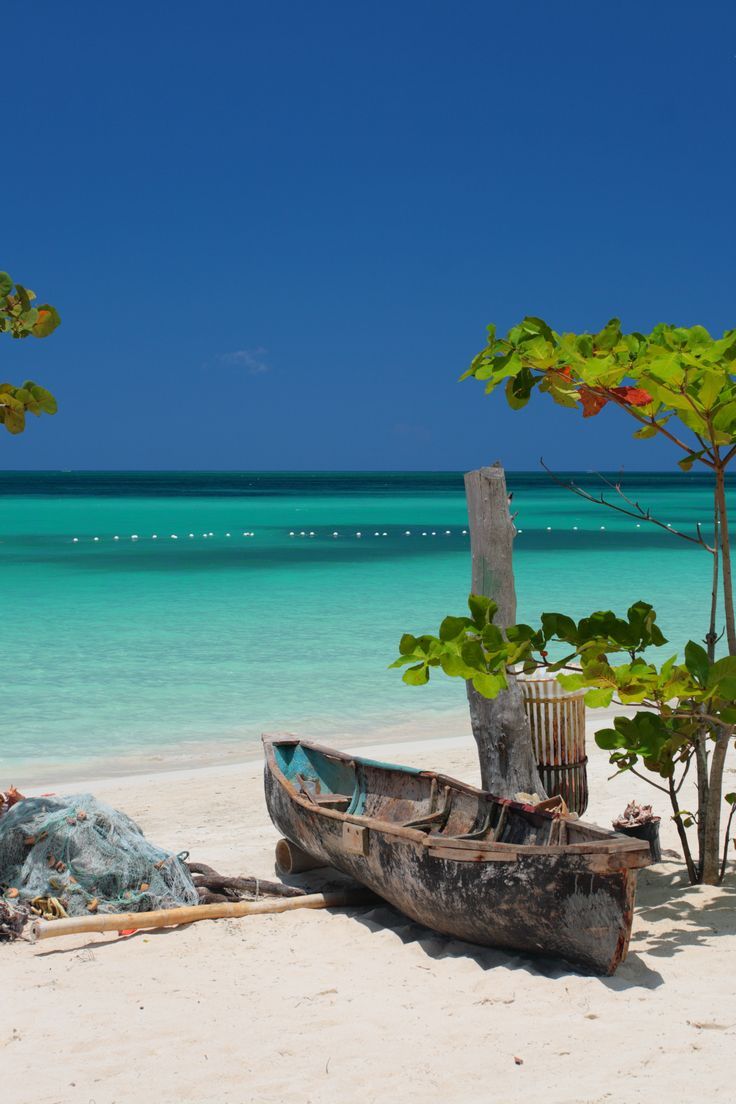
[[0, 794, 198, 918]]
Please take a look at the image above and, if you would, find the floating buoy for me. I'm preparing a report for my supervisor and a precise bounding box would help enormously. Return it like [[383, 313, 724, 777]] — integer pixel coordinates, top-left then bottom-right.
[[356, 531, 362, 538], [309, 531, 315, 537], [462, 529, 467, 535], [289, 531, 295, 537], [72, 537, 79, 543], [422, 532, 427, 537], [114, 535, 120, 541], [93, 536, 100, 542], [546, 527, 552, 531], [374, 532, 380, 537], [225, 532, 231, 537], [600, 526, 605, 531], [445, 530, 451, 535], [170, 534, 178, 540], [573, 526, 578, 531], [382, 532, 387, 537], [189, 533, 194, 538], [131, 535, 139, 541], [332, 532, 338, 537], [405, 530, 411, 536]]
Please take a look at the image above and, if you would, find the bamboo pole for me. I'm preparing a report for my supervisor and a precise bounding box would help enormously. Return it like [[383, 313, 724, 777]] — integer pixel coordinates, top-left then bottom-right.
[[29, 887, 375, 942]]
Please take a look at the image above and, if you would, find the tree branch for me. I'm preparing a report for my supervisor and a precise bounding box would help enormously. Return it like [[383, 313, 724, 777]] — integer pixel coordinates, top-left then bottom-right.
[[540, 459, 715, 551]]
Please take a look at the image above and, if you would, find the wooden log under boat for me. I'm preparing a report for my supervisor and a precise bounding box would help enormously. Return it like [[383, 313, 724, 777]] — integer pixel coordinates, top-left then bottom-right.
[[262, 735, 651, 975]]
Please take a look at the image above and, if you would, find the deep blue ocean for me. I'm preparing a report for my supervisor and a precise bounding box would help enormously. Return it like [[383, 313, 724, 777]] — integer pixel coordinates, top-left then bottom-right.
[[0, 471, 727, 779]]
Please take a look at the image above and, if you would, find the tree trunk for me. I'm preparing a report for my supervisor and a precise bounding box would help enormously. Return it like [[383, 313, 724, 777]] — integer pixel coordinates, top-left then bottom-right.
[[715, 464, 736, 655], [702, 727, 732, 884], [464, 463, 545, 798]]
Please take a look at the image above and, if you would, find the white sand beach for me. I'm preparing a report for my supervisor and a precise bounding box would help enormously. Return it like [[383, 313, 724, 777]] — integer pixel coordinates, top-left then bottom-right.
[[3, 722, 735, 1104]]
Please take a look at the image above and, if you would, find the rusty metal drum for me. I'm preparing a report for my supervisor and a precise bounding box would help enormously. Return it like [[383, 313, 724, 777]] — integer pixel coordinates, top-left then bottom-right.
[[518, 673, 589, 815]]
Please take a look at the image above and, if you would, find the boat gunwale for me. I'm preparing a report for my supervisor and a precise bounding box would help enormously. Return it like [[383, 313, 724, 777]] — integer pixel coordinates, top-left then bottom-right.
[[262, 734, 650, 862]]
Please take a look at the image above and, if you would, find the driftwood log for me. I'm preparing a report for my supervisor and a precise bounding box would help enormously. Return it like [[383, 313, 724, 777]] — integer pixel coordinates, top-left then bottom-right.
[[29, 886, 378, 942], [187, 862, 306, 904], [464, 463, 545, 799]]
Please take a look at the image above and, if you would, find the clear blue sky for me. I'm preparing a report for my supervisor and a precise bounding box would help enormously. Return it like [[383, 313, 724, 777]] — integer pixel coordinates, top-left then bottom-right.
[[3, 0, 735, 471]]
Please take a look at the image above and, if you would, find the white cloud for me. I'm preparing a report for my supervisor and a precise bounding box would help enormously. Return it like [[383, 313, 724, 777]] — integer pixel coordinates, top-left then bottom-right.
[[218, 347, 271, 375]]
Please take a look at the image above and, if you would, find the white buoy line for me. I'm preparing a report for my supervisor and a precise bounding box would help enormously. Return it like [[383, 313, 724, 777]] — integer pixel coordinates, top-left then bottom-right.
[[68, 524, 647, 545]]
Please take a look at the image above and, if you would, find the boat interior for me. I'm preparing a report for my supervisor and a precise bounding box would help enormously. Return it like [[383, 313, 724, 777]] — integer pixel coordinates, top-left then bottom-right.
[[271, 741, 607, 848]]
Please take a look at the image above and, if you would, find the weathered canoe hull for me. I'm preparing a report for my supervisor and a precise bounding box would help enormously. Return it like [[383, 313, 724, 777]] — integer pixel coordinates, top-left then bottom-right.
[[263, 738, 648, 975]]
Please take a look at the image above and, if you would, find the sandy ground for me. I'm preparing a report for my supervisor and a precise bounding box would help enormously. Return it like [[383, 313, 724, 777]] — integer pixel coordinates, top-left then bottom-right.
[[3, 724, 736, 1104]]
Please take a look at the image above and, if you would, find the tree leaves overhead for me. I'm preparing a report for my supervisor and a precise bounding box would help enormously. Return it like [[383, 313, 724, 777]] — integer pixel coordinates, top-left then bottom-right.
[[462, 316, 736, 462], [0, 270, 60, 434]]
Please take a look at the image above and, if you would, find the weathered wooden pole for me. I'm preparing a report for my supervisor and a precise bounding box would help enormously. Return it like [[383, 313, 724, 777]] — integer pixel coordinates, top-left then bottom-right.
[[464, 463, 545, 799]]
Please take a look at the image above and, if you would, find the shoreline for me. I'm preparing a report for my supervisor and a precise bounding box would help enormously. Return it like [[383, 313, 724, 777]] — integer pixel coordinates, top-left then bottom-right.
[[10, 703, 640, 793], [5, 707, 475, 789]]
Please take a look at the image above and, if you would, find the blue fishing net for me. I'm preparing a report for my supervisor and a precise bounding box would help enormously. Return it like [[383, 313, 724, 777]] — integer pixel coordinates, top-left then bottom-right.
[[0, 794, 198, 916]]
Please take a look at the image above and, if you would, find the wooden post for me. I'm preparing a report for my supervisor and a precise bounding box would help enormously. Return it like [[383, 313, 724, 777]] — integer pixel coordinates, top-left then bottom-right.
[[464, 463, 546, 799]]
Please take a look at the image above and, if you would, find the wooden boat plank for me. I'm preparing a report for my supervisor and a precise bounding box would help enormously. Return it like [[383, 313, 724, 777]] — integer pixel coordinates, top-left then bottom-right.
[[428, 847, 519, 862]]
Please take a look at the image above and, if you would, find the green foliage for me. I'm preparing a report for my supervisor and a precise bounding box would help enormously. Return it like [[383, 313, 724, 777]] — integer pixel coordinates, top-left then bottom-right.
[[0, 270, 60, 434], [392, 595, 735, 796], [461, 317, 736, 461], [391, 598, 671, 693]]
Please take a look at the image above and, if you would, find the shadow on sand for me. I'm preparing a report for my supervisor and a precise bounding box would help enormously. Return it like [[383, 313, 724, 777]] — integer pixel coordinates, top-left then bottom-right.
[[35, 861, 734, 989], [346, 900, 665, 989], [629, 861, 736, 960]]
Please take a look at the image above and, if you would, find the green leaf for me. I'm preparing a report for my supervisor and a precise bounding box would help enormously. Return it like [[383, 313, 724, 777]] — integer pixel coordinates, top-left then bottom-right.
[[31, 305, 61, 338], [505, 623, 537, 644], [678, 452, 704, 473], [439, 616, 470, 642], [471, 671, 507, 698], [480, 623, 504, 651], [585, 687, 614, 708], [708, 655, 736, 686], [520, 316, 555, 343], [402, 663, 429, 686], [633, 423, 659, 440], [0, 391, 25, 433], [399, 633, 418, 656], [595, 728, 621, 751], [440, 652, 472, 678], [468, 594, 497, 628], [0, 272, 12, 298], [684, 640, 710, 685], [461, 639, 485, 669], [698, 369, 726, 410], [540, 612, 578, 643], [505, 370, 534, 410]]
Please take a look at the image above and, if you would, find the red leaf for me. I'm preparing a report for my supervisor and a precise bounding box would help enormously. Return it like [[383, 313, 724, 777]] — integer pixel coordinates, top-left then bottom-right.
[[609, 386, 653, 407], [580, 388, 608, 417]]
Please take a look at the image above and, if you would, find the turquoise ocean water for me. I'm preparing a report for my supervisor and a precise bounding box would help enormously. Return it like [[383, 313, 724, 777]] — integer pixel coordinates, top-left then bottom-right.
[[0, 471, 728, 780]]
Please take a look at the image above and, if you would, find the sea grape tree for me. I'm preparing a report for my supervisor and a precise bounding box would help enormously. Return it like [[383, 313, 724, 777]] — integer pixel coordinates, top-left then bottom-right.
[[393, 318, 735, 885], [0, 270, 60, 434]]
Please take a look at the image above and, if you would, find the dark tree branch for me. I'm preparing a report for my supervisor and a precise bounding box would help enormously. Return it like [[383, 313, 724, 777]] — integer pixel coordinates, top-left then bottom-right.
[[540, 459, 715, 552]]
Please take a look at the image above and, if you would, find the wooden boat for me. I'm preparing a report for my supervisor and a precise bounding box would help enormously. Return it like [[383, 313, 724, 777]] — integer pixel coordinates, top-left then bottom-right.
[[263, 736, 652, 974]]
